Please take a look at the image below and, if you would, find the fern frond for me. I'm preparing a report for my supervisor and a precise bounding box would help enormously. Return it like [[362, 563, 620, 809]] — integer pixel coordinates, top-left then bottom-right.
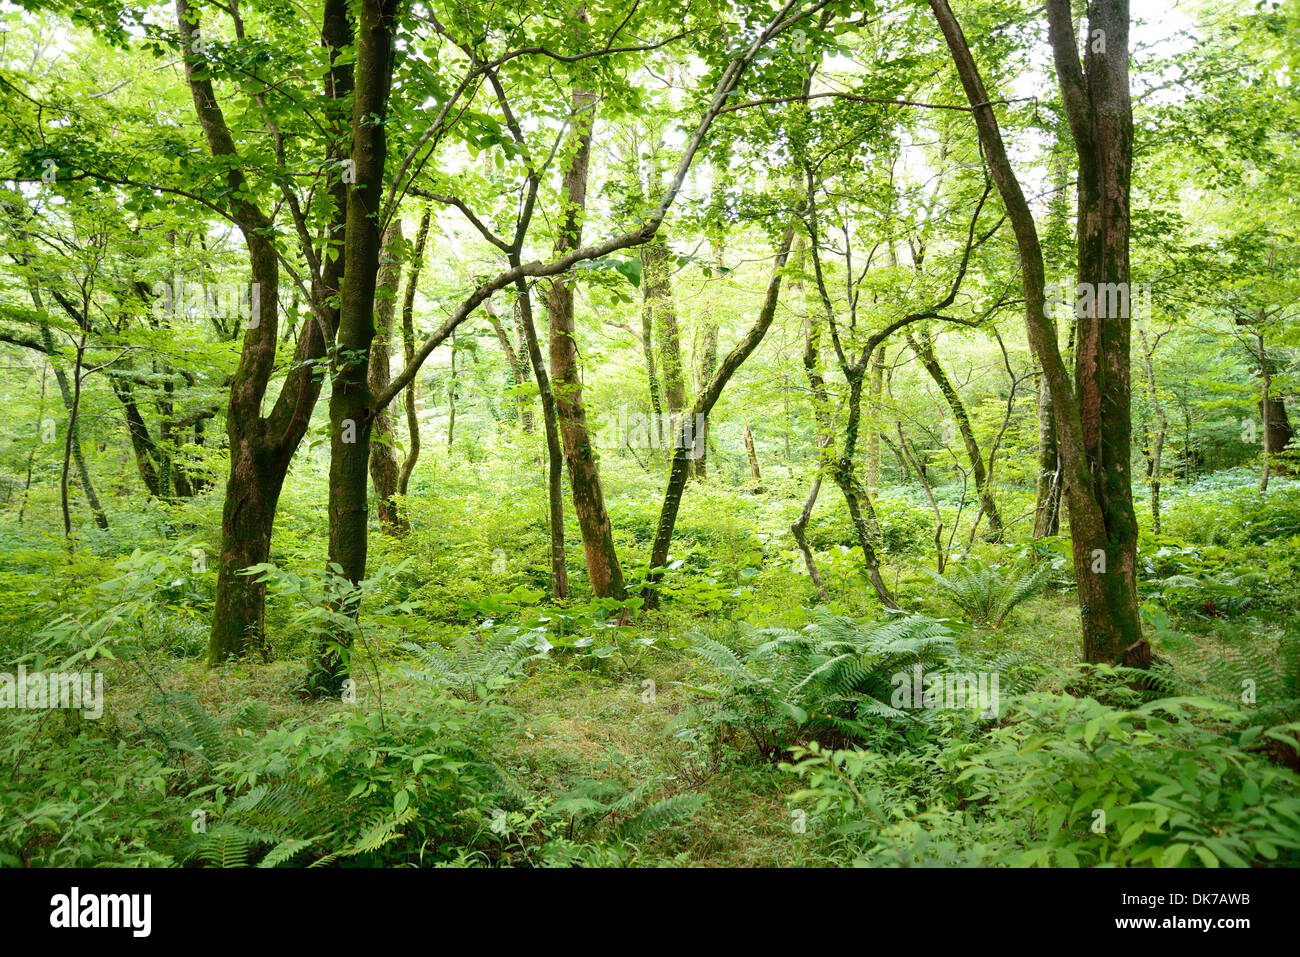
[[346, 806, 418, 857], [687, 633, 749, 679], [615, 793, 704, 840], [257, 837, 319, 868]]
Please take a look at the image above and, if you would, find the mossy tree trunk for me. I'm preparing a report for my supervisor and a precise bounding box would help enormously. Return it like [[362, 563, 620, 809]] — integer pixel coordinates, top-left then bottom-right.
[[368, 221, 405, 535], [312, 0, 401, 695], [907, 328, 1003, 539], [548, 64, 626, 600], [930, 0, 1150, 667], [177, 0, 345, 666]]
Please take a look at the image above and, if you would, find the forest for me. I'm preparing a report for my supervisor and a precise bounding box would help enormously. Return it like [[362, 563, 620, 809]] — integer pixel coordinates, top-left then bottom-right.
[[0, 0, 1297, 875]]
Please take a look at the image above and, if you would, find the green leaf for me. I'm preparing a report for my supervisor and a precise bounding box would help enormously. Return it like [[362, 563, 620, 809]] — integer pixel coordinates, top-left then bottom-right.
[[1160, 843, 1190, 867], [612, 258, 642, 288]]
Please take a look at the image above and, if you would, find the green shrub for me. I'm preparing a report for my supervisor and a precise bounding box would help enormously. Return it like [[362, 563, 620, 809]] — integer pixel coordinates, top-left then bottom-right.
[[784, 685, 1300, 868], [678, 610, 956, 758], [926, 557, 1051, 627]]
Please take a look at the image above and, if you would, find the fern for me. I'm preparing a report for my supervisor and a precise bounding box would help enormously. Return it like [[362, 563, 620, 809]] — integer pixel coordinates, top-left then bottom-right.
[[143, 692, 269, 767], [257, 836, 319, 868], [614, 793, 704, 841], [400, 624, 545, 699], [167, 692, 225, 759], [927, 557, 1051, 626], [483, 762, 532, 811], [685, 610, 956, 755], [184, 781, 332, 868], [346, 806, 418, 857]]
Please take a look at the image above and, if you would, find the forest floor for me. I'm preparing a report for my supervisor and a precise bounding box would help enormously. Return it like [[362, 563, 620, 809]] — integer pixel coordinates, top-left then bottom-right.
[[5, 468, 1299, 867], [96, 590, 1100, 866]]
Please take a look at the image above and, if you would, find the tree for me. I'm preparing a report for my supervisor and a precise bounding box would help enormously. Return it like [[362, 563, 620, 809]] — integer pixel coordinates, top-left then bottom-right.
[[928, 0, 1151, 667], [546, 19, 626, 601], [368, 221, 405, 535]]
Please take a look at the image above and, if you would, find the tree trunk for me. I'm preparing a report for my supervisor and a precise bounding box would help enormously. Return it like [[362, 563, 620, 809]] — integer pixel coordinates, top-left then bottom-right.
[[178, 0, 345, 666], [60, 334, 108, 536], [929, 0, 1149, 667], [642, 233, 686, 415], [866, 344, 884, 489], [397, 208, 431, 502], [208, 431, 289, 664], [640, 135, 686, 422], [692, 322, 717, 480], [907, 329, 1003, 538], [1138, 329, 1166, 533], [643, 223, 795, 608], [515, 273, 569, 599], [1258, 348, 1268, 496], [804, 345, 893, 609], [1035, 154, 1069, 537], [1033, 369, 1063, 537], [641, 297, 664, 423], [369, 221, 405, 535], [1256, 325, 1292, 488], [547, 73, 626, 600], [693, 171, 727, 481], [1264, 395, 1293, 464], [791, 476, 830, 602], [743, 422, 763, 492], [831, 382, 896, 609], [312, 0, 400, 695], [447, 328, 457, 451], [1055, 0, 1147, 667]]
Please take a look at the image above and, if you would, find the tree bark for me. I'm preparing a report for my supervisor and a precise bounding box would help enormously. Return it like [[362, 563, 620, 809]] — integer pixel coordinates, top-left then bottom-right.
[[929, 0, 1149, 667], [1138, 328, 1166, 533], [547, 69, 627, 600], [397, 208, 431, 502], [743, 422, 763, 492], [446, 328, 457, 451], [643, 223, 795, 608], [791, 476, 830, 602], [1263, 395, 1293, 464], [1033, 369, 1063, 537], [640, 136, 686, 421], [642, 234, 686, 415], [865, 344, 884, 489], [1255, 324, 1293, 488], [641, 297, 664, 422], [693, 321, 717, 480], [515, 273, 569, 599], [178, 0, 345, 665], [692, 166, 728, 481], [312, 0, 400, 694], [906, 328, 1003, 538], [60, 333, 106, 537], [369, 221, 404, 534]]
